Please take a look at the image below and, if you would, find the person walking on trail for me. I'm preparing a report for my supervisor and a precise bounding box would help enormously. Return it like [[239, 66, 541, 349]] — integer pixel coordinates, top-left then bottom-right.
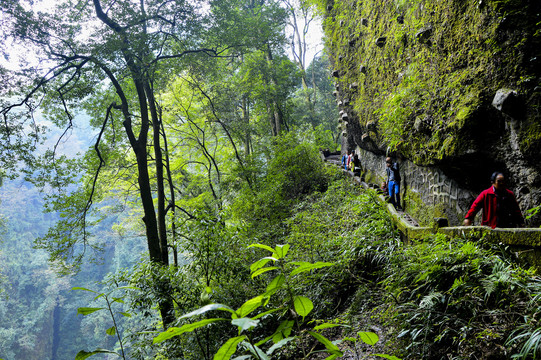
[[386, 157, 402, 211], [351, 153, 361, 176], [463, 172, 525, 228], [342, 150, 351, 170]]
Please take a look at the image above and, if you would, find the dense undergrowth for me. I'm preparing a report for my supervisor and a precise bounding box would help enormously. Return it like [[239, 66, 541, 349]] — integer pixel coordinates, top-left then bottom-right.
[[85, 139, 541, 359]]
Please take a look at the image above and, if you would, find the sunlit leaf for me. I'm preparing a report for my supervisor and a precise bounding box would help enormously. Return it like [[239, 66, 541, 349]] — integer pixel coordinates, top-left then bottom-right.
[[236, 296, 265, 318], [248, 243, 275, 253], [119, 312, 132, 317], [293, 296, 313, 318], [251, 266, 279, 279], [313, 323, 342, 330], [214, 335, 246, 360], [250, 257, 276, 273], [375, 354, 402, 360], [308, 331, 342, 353], [77, 307, 104, 316], [358, 331, 379, 345], [106, 326, 116, 336], [153, 318, 227, 344], [265, 274, 286, 296], [325, 354, 340, 360], [290, 261, 334, 277], [274, 244, 290, 259]]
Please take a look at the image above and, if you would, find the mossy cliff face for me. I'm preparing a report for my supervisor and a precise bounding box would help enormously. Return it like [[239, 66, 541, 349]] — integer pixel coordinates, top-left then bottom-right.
[[318, 0, 541, 224]]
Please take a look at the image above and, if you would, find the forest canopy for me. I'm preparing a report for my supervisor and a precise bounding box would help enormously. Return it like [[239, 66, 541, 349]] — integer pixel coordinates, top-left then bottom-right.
[[0, 0, 337, 342]]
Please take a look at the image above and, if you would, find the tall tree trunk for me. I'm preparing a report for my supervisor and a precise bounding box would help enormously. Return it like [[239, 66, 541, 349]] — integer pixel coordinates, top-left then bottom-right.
[[93, 0, 173, 328], [145, 82, 169, 265], [241, 95, 251, 159], [265, 45, 283, 136]]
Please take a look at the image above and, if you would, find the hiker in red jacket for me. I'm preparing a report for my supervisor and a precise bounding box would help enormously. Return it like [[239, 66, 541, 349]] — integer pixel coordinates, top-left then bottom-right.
[[463, 172, 525, 228]]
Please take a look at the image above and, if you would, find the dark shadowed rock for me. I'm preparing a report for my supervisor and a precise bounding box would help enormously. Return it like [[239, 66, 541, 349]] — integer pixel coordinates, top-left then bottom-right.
[[416, 24, 433, 44]]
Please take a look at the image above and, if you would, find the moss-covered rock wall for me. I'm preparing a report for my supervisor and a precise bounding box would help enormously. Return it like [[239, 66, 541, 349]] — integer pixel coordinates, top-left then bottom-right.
[[318, 0, 541, 225]]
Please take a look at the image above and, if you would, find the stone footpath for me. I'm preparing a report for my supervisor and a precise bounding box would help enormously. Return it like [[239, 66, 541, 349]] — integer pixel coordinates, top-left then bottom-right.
[[322, 152, 541, 269]]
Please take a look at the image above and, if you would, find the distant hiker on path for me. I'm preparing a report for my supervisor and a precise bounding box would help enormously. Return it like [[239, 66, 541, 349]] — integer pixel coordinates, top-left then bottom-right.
[[342, 150, 351, 170], [463, 172, 524, 228], [351, 153, 361, 176], [386, 157, 402, 211]]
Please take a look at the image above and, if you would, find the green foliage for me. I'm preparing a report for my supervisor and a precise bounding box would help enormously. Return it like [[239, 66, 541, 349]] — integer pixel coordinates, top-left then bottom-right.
[[382, 234, 535, 359], [153, 242, 340, 359], [231, 132, 332, 243], [73, 286, 137, 360]]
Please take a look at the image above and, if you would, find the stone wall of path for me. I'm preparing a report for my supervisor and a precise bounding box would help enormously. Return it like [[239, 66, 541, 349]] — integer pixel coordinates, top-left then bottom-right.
[[356, 148, 477, 226]]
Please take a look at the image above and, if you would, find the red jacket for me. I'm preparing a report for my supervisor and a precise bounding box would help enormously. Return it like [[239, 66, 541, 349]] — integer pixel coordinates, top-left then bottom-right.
[[465, 186, 524, 228]]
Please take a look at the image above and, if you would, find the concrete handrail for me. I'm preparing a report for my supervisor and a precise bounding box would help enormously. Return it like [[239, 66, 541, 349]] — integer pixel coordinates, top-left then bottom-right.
[[322, 153, 541, 267]]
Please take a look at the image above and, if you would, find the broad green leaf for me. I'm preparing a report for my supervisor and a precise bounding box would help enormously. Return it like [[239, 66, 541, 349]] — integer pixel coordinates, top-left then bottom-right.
[[75, 349, 119, 360], [71, 287, 98, 293], [313, 323, 342, 331], [231, 317, 260, 333], [265, 274, 285, 296], [77, 307, 104, 316], [267, 336, 295, 355], [106, 326, 116, 336], [290, 262, 334, 277], [293, 296, 314, 318], [375, 355, 402, 360], [272, 320, 294, 343], [274, 244, 290, 259], [112, 297, 125, 304], [308, 331, 342, 354], [180, 303, 235, 319], [241, 341, 270, 360], [250, 257, 276, 273], [358, 331, 379, 345], [120, 312, 132, 317], [236, 296, 265, 318], [248, 243, 275, 253], [153, 318, 227, 344], [325, 354, 340, 360], [251, 266, 279, 279], [214, 335, 247, 360]]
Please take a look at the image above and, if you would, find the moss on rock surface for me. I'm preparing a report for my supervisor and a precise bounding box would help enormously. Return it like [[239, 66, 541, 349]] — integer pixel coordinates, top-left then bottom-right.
[[315, 0, 541, 224]]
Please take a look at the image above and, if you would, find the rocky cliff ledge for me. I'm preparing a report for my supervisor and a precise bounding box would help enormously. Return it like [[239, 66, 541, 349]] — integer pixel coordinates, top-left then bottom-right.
[[317, 0, 541, 225]]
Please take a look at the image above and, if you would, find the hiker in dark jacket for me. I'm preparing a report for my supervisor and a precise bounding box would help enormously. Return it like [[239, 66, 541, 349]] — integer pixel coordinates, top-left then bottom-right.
[[386, 157, 402, 211]]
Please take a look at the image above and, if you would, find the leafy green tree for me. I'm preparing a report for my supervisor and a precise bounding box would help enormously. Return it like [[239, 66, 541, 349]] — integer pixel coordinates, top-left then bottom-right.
[[0, 0, 294, 327]]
